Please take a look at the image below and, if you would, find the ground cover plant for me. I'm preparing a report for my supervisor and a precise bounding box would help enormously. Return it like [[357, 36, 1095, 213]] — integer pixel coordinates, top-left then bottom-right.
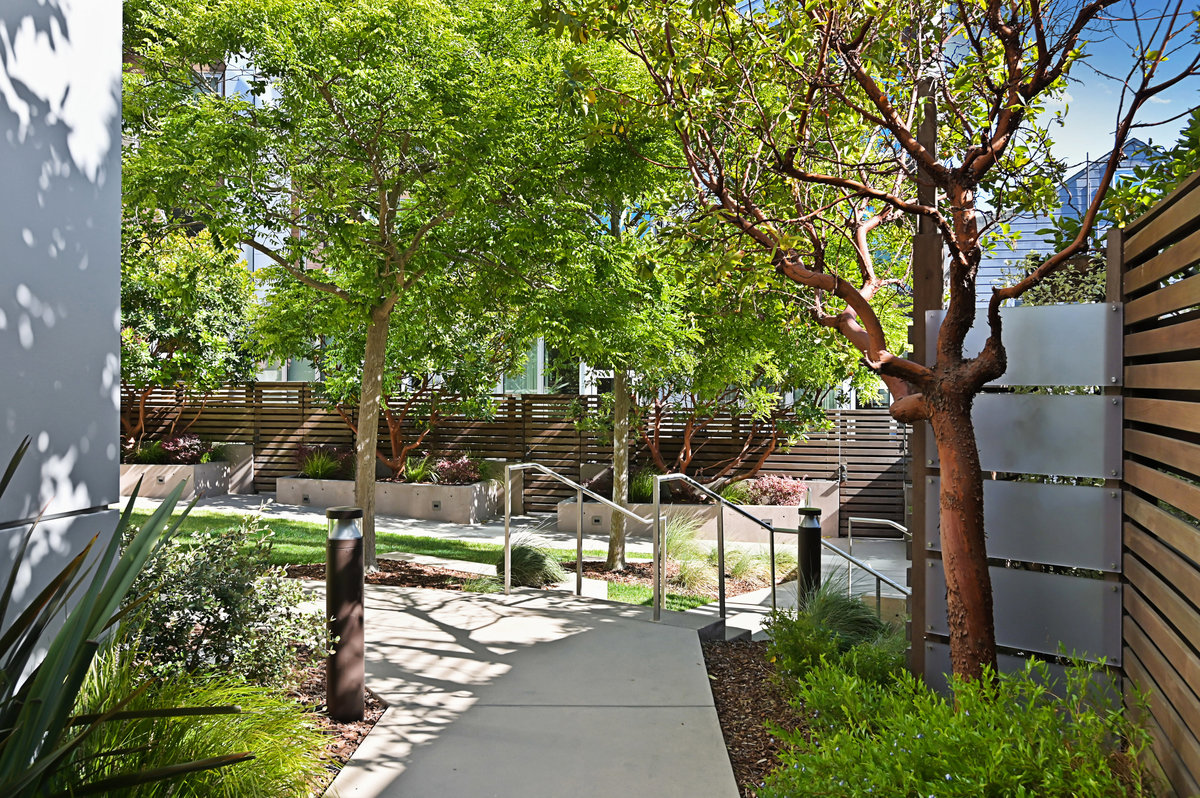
[[764, 661, 1153, 797]]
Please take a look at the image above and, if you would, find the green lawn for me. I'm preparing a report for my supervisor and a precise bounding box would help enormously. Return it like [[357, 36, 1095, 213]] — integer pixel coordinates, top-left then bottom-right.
[[606, 582, 713, 612], [132, 509, 652, 568]]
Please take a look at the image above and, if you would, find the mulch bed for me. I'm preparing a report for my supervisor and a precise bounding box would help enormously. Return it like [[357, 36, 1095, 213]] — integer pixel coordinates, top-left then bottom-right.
[[702, 640, 806, 798], [286, 558, 479, 588], [287, 658, 388, 797]]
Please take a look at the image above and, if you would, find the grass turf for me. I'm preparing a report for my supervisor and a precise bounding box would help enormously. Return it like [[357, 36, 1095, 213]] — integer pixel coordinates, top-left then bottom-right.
[[133, 509, 652, 568]]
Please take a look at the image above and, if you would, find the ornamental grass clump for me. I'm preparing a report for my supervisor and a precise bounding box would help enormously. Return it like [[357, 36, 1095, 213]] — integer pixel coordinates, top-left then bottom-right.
[[295, 444, 353, 479], [496, 536, 567, 587]]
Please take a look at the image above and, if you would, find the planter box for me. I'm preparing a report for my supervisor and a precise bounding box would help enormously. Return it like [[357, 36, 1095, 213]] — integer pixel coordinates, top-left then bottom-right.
[[556, 479, 840, 542], [276, 477, 503, 525], [120, 462, 230, 500]]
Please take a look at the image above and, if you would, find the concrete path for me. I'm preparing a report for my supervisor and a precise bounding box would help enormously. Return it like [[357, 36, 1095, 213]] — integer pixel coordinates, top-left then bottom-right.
[[323, 586, 740, 798]]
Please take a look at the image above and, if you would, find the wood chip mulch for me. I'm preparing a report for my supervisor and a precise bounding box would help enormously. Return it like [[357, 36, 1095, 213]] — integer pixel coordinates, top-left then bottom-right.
[[287, 659, 388, 797], [702, 640, 807, 798], [286, 558, 479, 588]]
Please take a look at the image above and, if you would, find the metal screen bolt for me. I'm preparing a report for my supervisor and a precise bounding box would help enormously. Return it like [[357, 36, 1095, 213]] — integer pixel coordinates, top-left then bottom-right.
[[326, 506, 364, 723]]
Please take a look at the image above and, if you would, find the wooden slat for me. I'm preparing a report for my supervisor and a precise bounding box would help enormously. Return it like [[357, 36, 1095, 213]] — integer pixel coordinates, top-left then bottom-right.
[[1126, 467, 1200, 529], [1126, 316, 1200, 359], [1126, 619, 1200, 777], [1126, 588, 1200, 707], [1125, 399, 1200, 435], [1125, 646, 1200, 797], [1125, 361, 1200, 392], [1126, 169, 1200, 259], [1126, 429, 1200, 480], [1124, 554, 1200, 661], [1125, 224, 1200, 296], [1126, 272, 1200, 326], [1126, 525, 1200, 609]]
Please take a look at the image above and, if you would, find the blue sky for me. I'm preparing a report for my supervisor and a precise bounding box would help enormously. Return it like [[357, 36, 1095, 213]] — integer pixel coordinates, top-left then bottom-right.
[[1043, 1, 1199, 169]]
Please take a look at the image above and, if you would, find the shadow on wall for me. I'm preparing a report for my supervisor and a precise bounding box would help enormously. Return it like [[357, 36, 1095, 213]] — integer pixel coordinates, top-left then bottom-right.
[[0, 0, 123, 624]]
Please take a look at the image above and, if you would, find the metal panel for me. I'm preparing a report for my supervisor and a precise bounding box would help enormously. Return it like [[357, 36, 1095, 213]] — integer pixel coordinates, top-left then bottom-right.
[[925, 479, 1121, 571], [925, 303, 1122, 387], [0, 1, 122, 522], [926, 394, 1123, 479], [922, 642, 1074, 696], [925, 562, 1122, 663]]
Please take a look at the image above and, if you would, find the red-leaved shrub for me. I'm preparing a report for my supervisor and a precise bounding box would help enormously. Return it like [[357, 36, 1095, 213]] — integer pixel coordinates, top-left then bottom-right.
[[743, 474, 809, 506], [434, 455, 482, 485]]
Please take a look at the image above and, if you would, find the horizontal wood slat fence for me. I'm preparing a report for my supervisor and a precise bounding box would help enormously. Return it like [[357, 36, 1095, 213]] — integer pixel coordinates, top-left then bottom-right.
[[121, 384, 908, 534], [1119, 168, 1200, 797]]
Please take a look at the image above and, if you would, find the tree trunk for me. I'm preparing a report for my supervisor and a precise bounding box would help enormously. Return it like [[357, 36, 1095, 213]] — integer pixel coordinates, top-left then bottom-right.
[[928, 392, 997, 681], [607, 370, 630, 571], [354, 302, 392, 570]]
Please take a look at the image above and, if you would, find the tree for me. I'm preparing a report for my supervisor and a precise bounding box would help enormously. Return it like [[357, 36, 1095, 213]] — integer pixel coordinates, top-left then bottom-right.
[[120, 223, 255, 452], [541, 0, 1200, 679], [254, 271, 532, 478], [125, 0, 609, 565]]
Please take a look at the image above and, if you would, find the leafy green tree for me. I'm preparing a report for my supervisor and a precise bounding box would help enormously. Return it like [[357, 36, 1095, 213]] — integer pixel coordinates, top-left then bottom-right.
[[540, 0, 1199, 679], [254, 273, 532, 478], [120, 223, 255, 452], [125, 0, 617, 564]]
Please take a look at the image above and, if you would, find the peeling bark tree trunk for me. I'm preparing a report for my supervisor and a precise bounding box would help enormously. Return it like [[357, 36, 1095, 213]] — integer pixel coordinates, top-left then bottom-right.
[[354, 301, 393, 570], [608, 370, 630, 571], [928, 392, 996, 681]]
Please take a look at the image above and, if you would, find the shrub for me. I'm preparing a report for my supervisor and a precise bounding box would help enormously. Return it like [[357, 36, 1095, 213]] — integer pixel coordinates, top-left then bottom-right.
[[629, 466, 659, 503], [719, 479, 754, 504], [743, 473, 809, 506], [67, 644, 327, 798], [435, 454, 482, 484], [163, 434, 206, 464], [764, 573, 901, 684], [126, 516, 324, 686], [404, 453, 438, 483], [749, 473, 810, 505], [201, 442, 228, 463], [496, 537, 567, 587], [763, 661, 1155, 798], [128, 439, 169, 464], [295, 444, 353, 479]]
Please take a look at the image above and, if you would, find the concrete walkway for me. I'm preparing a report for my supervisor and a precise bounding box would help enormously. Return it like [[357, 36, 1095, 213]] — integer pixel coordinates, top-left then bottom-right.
[[323, 585, 740, 798]]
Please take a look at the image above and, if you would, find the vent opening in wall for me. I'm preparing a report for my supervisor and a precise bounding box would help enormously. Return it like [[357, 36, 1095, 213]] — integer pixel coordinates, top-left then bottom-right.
[[432, 500, 442, 511]]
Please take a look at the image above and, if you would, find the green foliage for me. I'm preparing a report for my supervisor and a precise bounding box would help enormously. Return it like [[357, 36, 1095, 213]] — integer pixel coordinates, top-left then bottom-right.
[[404, 454, 439, 484], [497, 538, 568, 587], [126, 516, 324, 686], [718, 480, 754, 504], [299, 448, 345, 480], [763, 573, 901, 684], [65, 644, 327, 797], [128, 439, 169, 464], [629, 466, 658, 503], [764, 661, 1154, 798], [663, 514, 706, 563], [462, 576, 505, 594], [0, 440, 249, 796]]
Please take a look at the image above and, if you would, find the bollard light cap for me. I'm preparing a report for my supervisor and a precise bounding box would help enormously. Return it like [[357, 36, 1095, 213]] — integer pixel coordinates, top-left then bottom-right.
[[326, 506, 364, 520], [798, 507, 821, 517]]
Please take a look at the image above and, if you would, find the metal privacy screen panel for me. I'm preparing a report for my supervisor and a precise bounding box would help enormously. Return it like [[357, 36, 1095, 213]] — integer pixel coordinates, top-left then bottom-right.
[[925, 303, 1123, 387], [925, 561, 1122, 664], [925, 479, 1122, 572]]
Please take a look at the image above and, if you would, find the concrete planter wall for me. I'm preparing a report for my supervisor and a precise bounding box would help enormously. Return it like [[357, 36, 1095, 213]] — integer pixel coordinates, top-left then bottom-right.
[[557, 479, 840, 542], [120, 462, 230, 500], [277, 477, 503, 525]]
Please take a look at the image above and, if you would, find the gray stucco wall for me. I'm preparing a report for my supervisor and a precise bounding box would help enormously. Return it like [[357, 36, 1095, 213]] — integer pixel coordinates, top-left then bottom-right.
[[1, 1, 122, 626]]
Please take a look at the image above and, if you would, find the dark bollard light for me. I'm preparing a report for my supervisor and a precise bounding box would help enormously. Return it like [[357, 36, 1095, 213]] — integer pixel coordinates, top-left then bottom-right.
[[797, 506, 822, 598], [326, 506, 364, 722]]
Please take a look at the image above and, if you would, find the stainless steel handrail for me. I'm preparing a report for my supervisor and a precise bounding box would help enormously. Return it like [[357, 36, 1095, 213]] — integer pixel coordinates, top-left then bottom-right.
[[654, 473, 910, 619], [502, 463, 666, 620]]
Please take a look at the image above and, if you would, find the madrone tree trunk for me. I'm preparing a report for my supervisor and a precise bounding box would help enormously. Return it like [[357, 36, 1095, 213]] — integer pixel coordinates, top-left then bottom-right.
[[607, 370, 630, 570], [928, 392, 996, 681], [354, 301, 396, 570]]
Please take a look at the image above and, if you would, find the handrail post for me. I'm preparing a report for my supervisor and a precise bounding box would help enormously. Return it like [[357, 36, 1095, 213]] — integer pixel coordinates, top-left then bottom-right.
[[716, 497, 726, 620], [576, 487, 584, 597], [504, 465, 512, 596], [657, 475, 667, 619], [766, 518, 776, 612]]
